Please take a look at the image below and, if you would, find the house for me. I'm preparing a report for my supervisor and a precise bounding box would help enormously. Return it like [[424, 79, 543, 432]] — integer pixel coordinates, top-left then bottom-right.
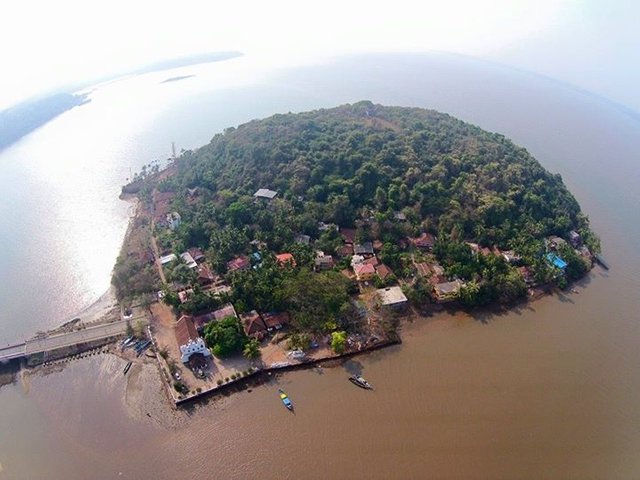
[[294, 234, 311, 245], [377, 286, 408, 308], [501, 250, 521, 264], [393, 211, 407, 221], [159, 253, 177, 265], [276, 253, 296, 267], [213, 303, 238, 321], [253, 188, 278, 199], [518, 266, 535, 285], [375, 264, 394, 281], [192, 303, 238, 332], [354, 242, 374, 256], [354, 263, 376, 282], [434, 280, 463, 302], [180, 252, 198, 269], [415, 262, 431, 278], [315, 252, 335, 270], [336, 244, 354, 258], [178, 289, 194, 304], [175, 315, 211, 363], [166, 212, 181, 230], [227, 256, 250, 272], [410, 232, 436, 250], [362, 256, 379, 267], [547, 236, 567, 249], [578, 245, 592, 259], [373, 239, 383, 251], [261, 312, 290, 331], [546, 252, 568, 270], [430, 264, 446, 284], [196, 264, 215, 285], [350, 255, 365, 267], [188, 247, 206, 263], [480, 247, 492, 256], [569, 230, 582, 247], [340, 228, 357, 245], [341, 268, 355, 280], [249, 239, 267, 250], [240, 310, 268, 339]]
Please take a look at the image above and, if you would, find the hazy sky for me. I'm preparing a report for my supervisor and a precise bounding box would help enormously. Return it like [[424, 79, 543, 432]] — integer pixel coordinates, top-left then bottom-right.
[[2, 0, 638, 111]]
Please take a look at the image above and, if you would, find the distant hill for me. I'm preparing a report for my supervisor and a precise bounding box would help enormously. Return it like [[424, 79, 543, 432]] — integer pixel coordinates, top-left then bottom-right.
[[0, 93, 89, 150], [0, 51, 242, 151]]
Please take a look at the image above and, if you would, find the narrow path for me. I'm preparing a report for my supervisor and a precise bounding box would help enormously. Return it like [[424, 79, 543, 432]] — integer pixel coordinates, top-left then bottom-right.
[[149, 218, 167, 284]]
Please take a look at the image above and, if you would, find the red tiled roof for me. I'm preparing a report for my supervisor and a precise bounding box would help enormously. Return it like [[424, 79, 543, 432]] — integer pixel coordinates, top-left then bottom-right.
[[240, 310, 267, 336], [363, 256, 379, 266], [276, 253, 296, 266], [340, 228, 356, 244], [376, 264, 393, 280], [336, 244, 354, 257], [175, 315, 198, 346], [354, 263, 376, 275], [197, 264, 215, 283], [227, 256, 250, 272], [410, 232, 436, 248], [261, 312, 290, 329]]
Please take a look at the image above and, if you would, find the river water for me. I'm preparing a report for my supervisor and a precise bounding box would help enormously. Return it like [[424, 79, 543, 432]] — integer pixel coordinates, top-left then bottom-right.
[[1, 53, 639, 478]]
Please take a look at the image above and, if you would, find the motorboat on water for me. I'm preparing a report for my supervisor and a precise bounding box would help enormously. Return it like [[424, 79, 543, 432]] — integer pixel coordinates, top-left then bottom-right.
[[349, 375, 373, 390], [278, 389, 293, 411]]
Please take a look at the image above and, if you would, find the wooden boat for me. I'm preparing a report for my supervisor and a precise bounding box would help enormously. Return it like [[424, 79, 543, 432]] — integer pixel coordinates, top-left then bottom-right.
[[595, 254, 609, 270], [349, 375, 373, 390], [123, 361, 132, 375], [278, 389, 293, 411]]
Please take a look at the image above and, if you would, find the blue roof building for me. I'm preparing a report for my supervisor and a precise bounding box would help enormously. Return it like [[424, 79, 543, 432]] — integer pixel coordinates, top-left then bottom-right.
[[546, 253, 568, 270]]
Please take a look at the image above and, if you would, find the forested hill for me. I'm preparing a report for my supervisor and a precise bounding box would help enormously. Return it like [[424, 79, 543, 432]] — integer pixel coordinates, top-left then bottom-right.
[[161, 101, 595, 252]]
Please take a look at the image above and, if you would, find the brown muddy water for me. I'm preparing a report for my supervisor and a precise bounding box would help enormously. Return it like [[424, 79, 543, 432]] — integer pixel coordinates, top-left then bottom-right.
[[1, 53, 640, 478]]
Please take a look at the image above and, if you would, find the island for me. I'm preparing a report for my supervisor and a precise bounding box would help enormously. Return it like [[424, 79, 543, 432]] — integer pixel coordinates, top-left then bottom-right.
[[0, 100, 600, 402], [106, 101, 603, 403]]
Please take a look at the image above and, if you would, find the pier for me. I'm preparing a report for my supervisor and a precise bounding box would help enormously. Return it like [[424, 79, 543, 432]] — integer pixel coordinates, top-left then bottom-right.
[[0, 320, 131, 363]]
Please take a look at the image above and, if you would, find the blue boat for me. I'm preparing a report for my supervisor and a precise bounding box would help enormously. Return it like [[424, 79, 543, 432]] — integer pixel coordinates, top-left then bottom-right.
[[278, 389, 293, 411]]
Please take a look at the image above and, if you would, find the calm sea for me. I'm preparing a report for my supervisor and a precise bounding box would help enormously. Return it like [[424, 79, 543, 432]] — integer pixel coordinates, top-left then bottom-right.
[[0, 53, 639, 479]]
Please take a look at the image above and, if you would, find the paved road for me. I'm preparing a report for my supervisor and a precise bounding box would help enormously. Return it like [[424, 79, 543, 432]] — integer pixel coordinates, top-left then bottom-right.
[[0, 343, 26, 362], [24, 320, 134, 355]]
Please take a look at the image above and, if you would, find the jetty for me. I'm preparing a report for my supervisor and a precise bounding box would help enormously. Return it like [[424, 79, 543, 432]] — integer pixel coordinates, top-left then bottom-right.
[[0, 319, 134, 363]]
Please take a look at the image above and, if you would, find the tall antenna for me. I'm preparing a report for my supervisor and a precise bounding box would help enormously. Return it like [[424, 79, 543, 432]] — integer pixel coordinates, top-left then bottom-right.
[[171, 141, 177, 159]]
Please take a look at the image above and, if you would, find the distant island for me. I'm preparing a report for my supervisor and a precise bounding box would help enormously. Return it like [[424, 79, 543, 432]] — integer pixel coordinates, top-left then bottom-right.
[[114, 101, 601, 402], [0, 51, 242, 151], [0, 93, 89, 150], [161, 75, 196, 84]]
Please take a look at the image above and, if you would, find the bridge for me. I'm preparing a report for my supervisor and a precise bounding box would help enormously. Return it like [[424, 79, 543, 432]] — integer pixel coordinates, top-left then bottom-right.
[[0, 320, 132, 363]]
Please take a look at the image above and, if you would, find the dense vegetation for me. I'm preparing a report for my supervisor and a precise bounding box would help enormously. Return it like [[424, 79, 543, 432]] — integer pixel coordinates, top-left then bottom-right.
[[134, 101, 598, 310]]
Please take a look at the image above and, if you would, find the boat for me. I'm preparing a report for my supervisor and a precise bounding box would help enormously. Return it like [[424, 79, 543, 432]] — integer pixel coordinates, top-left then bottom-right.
[[595, 254, 610, 270], [278, 389, 293, 411], [135, 341, 152, 357], [349, 375, 373, 390], [123, 361, 132, 375]]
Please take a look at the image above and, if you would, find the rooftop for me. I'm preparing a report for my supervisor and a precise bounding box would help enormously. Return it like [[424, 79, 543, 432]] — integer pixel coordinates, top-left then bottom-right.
[[276, 253, 296, 266], [253, 188, 278, 199], [377, 286, 408, 306], [175, 315, 199, 346], [180, 252, 197, 269]]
